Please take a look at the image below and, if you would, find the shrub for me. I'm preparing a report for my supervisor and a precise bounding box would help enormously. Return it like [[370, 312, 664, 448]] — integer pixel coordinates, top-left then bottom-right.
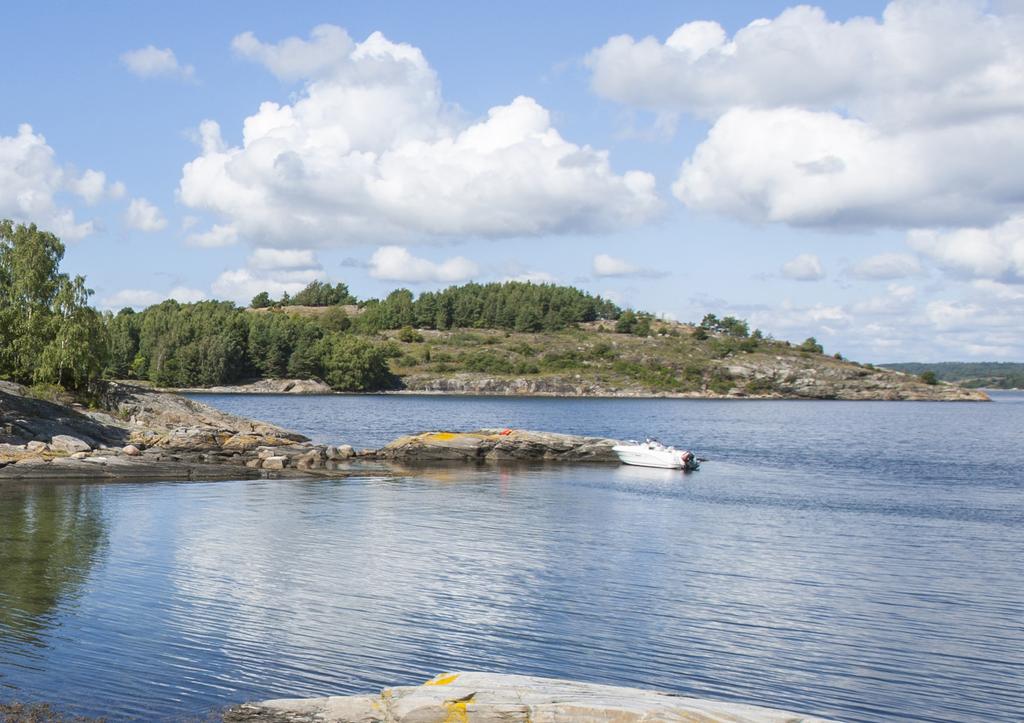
[[919, 371, 939, 385], [397, 326, 424, 343]]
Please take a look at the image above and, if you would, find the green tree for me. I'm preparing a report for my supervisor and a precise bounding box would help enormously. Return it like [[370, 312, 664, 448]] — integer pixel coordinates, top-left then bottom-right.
[[36, 276, 109, 391], [318, 334, 396, 391], [250, 291, 273, 308], [800, 337, 824, 354], [615, 310, 637, 334], [919, 370, 939, 385], [0, 220, 108, 391]]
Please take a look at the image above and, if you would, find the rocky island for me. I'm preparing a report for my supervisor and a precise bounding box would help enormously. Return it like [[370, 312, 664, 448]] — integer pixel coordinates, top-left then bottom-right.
[[0, 381, 629, 481]]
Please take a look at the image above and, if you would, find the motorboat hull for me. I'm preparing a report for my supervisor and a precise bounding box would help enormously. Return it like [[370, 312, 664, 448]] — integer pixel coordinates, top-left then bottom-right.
[[612, 443, 699, 470]]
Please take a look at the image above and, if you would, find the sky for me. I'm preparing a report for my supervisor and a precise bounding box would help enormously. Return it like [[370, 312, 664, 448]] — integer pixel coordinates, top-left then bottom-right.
[[2, 0, 1023, 363]]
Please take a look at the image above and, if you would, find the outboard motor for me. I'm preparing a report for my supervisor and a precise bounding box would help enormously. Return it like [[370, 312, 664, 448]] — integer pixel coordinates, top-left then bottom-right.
[[681, 451, 699, 471]]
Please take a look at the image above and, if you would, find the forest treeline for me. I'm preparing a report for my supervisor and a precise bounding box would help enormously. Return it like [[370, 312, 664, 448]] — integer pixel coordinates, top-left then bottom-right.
[[1, 218, 629, 392], [105, 282, 622, 389]]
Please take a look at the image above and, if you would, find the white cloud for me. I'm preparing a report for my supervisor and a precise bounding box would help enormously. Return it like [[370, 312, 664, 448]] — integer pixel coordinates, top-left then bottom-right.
[[187, 223, 238, 247], [780, 253, 825, 281], [211, 267, 323, 304], [232, 24, 355, 81], [210, 246, 324, 303], [847, 252, 922, 280], [0, 124, 95, 240], [592, 252, 668, 278], [108, 180, 127, 200], [120, 46, 195, 79], [101, 286, 207, 310], [68, 169, 107, 205], [588, 2, 1024, 125], [368, 245, 478, 283], [179, 26, 659, 249], [672, 106, 1024, 229], [908, 215, 1024, 282], [593, 253, 639, 277], [590, 0, 1024, 256], [852, 283, 917, 314], [124, 197, 167, 231], [502, 270, 558, 284], [248, 247, 321, 271]]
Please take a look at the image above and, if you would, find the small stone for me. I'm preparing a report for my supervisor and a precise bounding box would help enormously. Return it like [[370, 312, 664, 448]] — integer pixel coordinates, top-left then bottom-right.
[[122, 444, 141, 456], [70, 451, 89, 460], [245, 458, 262, 469], [26, 440, 47, 453]]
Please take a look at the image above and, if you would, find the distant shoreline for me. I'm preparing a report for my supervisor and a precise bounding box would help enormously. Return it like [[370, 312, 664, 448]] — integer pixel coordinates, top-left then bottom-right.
[[167, 377, 991, 402]]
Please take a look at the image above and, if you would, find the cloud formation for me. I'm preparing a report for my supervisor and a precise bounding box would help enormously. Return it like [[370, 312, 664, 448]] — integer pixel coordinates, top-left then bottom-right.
[[590, 1, 1024, 235], [847, 252, 922, 280], [120, 46, 195, 79], [592, 253, 666, 278], [908, 215, 1024, 283], [102, 286, 206, 310], [780, 253, 825, 281], [211, 247, 326, 303], [124, 197, 167, 232], [368, 245, 479, 283], [0, 124, 97, 240], [180, 25, 659, 249]]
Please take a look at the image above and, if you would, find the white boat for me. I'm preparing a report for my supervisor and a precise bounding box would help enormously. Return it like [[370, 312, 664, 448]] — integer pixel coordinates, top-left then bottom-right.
[[612, 439, 700, 470]]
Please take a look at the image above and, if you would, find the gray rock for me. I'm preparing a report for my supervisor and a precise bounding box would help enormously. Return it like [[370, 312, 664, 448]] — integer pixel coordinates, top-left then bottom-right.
[[69, 451, 89, 460], [226, 671, 836, 722], [262, 456, 288, 470], [49, 435, 91, 453], [26, 440, 48, 452], [122, 444, 141, 456], [326, 444, 355, 460], [379, 430, 621, 464]]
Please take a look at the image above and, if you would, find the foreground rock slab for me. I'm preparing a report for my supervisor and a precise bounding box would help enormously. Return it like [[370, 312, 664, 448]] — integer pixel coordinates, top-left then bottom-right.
[[225, 671, 835, 722], [376, 429, 622, 464]]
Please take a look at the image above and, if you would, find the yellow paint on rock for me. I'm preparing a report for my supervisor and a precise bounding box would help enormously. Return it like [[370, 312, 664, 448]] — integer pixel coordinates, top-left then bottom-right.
[[441, 694, 474, 723], [424, 673, 460, 686]]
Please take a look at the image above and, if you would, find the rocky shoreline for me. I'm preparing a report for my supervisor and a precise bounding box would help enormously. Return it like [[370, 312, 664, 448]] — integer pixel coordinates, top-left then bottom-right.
[[168, 372, 990, 401], [0, 381, 627, 482], [224, 671, 835, 722]]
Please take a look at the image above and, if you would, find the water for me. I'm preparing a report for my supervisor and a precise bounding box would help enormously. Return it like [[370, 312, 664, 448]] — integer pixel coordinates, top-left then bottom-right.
[[1, 393, 1022, 721]]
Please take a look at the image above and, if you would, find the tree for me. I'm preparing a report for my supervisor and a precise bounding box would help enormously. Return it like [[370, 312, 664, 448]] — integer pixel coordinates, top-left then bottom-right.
[[250, 291, 273, 308], [800, 337, 824, 354], [36, 276, 109, 390], [919, 371, 939, 385], [318, 334, 396, 391], [290, 281, 356, 307], [0, 220, 108, 391], [615, 310, 637, 334]]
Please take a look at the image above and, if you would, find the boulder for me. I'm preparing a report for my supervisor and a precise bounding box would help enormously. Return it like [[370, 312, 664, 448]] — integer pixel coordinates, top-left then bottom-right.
[[49, 435, 91, 453], [225, 671, 836, 722], [326, 444, 355, 460], [122, 444, 141, 456], [26, 440, 47, 453], [295, 448, 327, 470], [261, 456, 288, 470]]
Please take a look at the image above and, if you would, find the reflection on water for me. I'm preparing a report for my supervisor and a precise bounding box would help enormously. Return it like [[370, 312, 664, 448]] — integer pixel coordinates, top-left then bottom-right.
[[0, 484, 107, 645], [0, 394, 1022, 722]]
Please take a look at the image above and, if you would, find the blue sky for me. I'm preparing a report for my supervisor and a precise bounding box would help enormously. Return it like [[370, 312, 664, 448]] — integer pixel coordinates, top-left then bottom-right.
[[2, 0, 1022, 362]]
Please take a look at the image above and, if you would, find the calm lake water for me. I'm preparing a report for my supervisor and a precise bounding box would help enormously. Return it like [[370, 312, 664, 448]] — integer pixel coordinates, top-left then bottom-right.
[[1, 393, 1022, 721]]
